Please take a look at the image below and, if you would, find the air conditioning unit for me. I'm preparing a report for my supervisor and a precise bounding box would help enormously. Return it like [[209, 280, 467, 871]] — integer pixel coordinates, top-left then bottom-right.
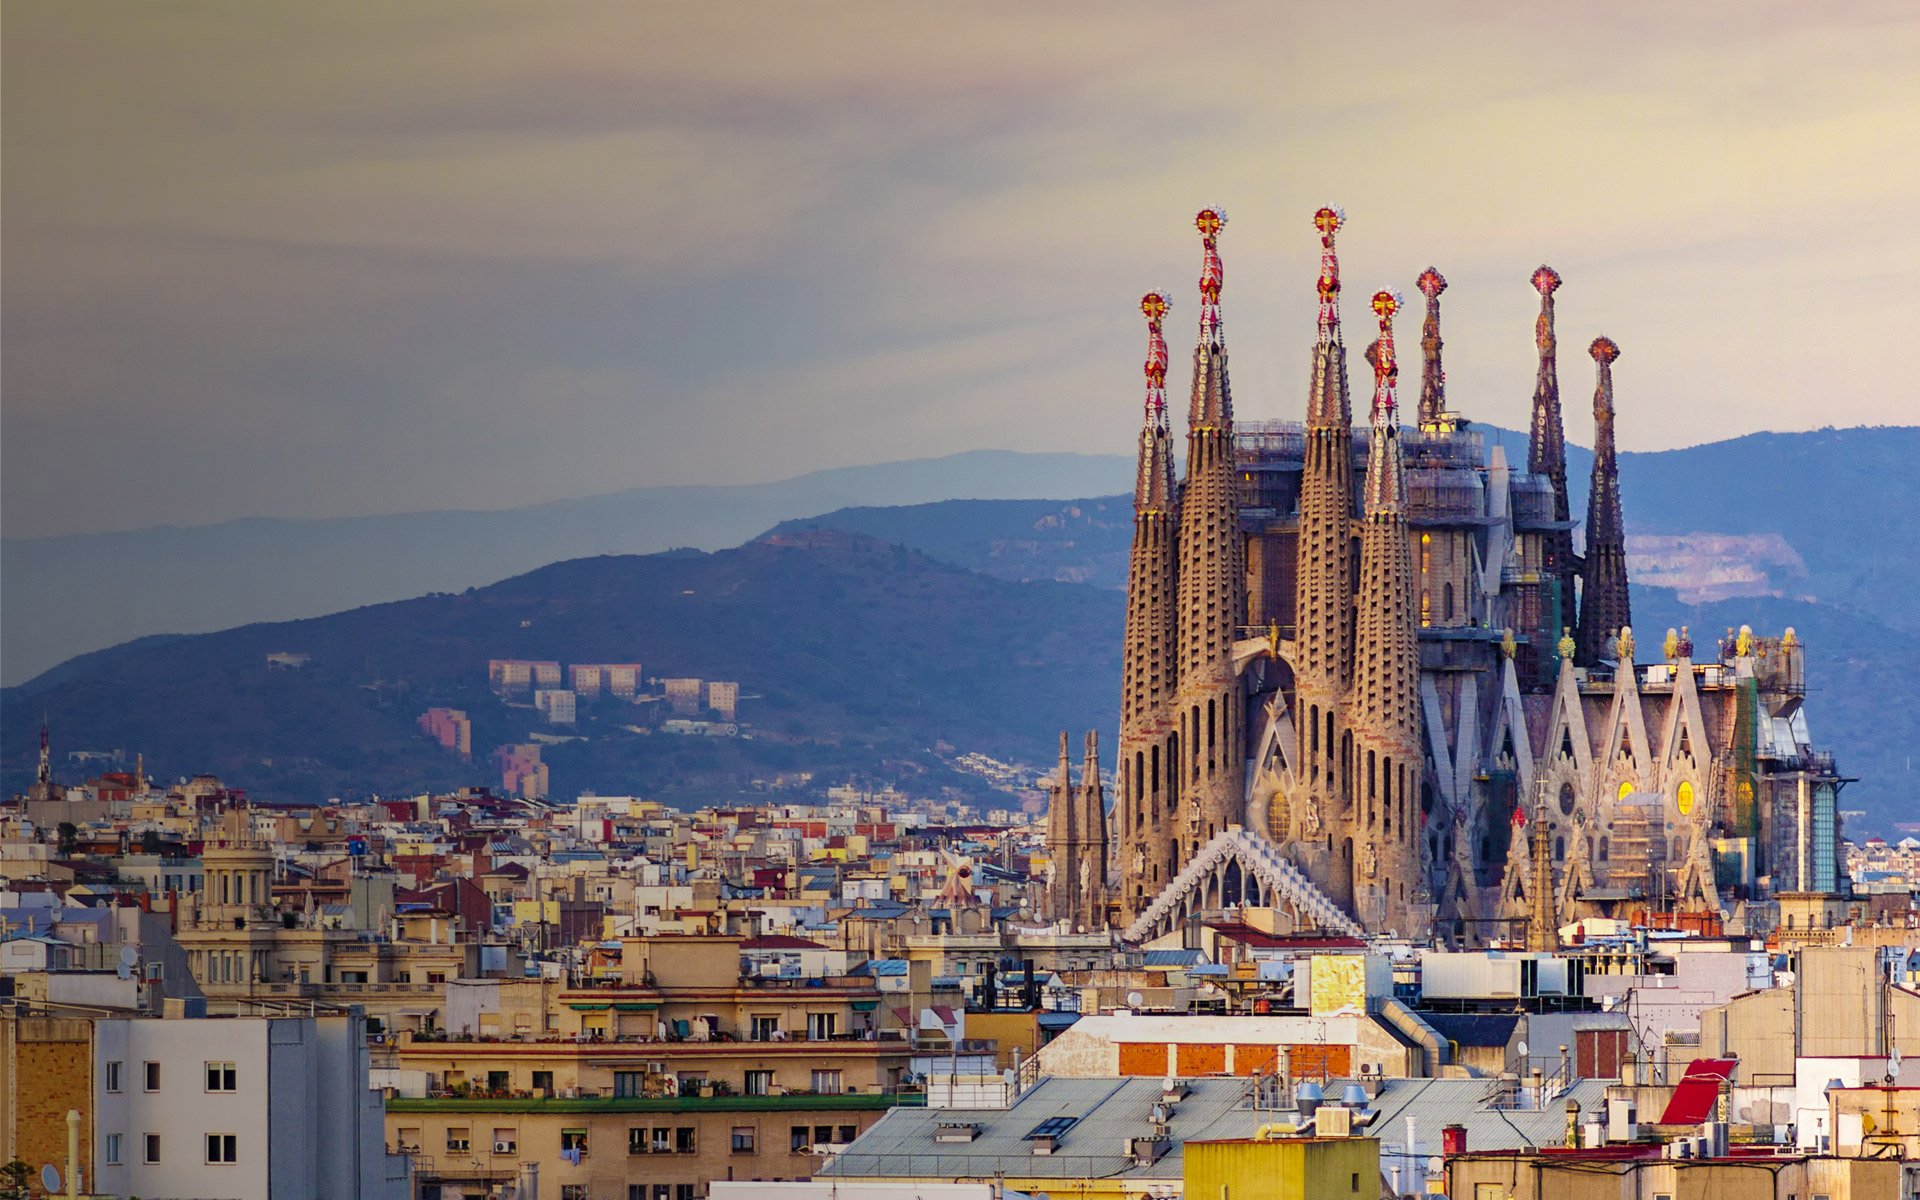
[[494, 1141, 517, 1155], [1316, 1106, 1353, 1138]]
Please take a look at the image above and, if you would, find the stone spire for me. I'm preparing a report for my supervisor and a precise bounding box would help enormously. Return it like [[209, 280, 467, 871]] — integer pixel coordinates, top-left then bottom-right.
[[1045, 731, 1075, 920], [1135, 291, 1176, 514], [1347, 289, 1427, 937], [36, 722, 52, 787], [1289, 207, 1355, 887], [1076, 730, 1110, 931], [1416, 267, 1447, 430], [1047, 731, 1111, 932], [1117, 292, 1182, 917], [1361, 291, 1407, 518], [1174, 206, 1246, 863], [1527, 266, 1579, 661], [1576, 337, 1631, 666]]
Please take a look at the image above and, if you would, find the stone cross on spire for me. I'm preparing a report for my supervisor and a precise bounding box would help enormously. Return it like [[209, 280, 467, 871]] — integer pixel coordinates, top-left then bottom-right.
[[1134, 290, 1176, 514], [1416, 267, 1447, 430]]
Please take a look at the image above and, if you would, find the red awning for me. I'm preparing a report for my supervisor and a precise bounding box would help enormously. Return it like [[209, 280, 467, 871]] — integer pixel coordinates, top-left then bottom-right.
[[1659, 1058, 1737, 1125]]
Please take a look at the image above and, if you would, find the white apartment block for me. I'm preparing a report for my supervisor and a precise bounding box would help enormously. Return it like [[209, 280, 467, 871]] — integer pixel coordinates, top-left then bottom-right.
[[92, 1008, 408, 1200], [534, 688, 577, 725]]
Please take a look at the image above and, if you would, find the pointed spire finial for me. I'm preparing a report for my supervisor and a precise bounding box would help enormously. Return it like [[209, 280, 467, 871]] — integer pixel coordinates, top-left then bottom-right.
[[1368, 289, 1402, 425], [1416, 267, 1447, 429], [1196, 208, 1227, 346], [1314, 205, 1345, 342], [1531, 265, 1562, 353], [1360, 290, 1407, 517], [1140, 291, 1172, 427]]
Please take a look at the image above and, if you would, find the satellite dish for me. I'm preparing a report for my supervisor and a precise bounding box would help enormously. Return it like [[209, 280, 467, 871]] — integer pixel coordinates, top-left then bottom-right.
[[1516, 1041, 1530, 1060], [119, 946, 140, 967], [1127, 990, 1145, 1008], [40, 1165, 60, 1194], [1428, 1155, 1445, 1173], [116, 963, 132, 981]]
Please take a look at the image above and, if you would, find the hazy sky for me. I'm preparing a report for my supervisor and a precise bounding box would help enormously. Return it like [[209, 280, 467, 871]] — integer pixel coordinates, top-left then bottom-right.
[[5, 3, 1917, 538]]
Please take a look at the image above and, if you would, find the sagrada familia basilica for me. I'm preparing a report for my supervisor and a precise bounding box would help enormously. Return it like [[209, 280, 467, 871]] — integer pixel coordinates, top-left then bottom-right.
[[1046, 207, 1848, 946]]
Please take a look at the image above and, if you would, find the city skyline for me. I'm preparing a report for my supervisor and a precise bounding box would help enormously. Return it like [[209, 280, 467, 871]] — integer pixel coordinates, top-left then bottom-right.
[[6, 2, 1919, 537]]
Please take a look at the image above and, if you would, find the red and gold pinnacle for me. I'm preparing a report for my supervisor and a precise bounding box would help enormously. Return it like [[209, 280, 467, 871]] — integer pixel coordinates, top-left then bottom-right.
[[1315, 205, 1345, 341]]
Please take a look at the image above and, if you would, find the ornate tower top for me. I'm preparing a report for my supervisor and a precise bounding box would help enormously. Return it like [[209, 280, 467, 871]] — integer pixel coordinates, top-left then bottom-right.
[[1134, 290, 1177, 513], [1368, 289, 1402, 424], [1196, 207, 1227, 347], [1314, 205, 1345, 342], [1531, 265, 1562, 353], [1589, 335, 1621, 435], [1362, 290, 1407, 516], [36, 722, 51, 786], [1416, 267, 1447, 429], [1141, 290, 1172, 426]]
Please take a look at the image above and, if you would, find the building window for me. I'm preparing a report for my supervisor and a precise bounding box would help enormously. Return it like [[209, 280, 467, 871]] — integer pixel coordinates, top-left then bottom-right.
[[206, 1133, 238, 1164], [837, 1124, 857, 1144], [531, 1070, 554, 1093], [628, 1127, 648, 1156], [103, 1134, 121, 1165], [807, 1012, 838, 1041], [492, 1128, 517, 1155], [613, 1070, 646, 1098], [648, 1127, 670, 1154], [205, 1061, 238, 1092], [750, 1014, 780, 1041], [676, 1127, 695, 1153], [105, 1061, 122, 1093], [561, 1187, 589, 1200], [144, 1134, 161, 1164], [143, 1061, 161, 1091], [676, 1187, 697, 1200], [446, 1128, 470, 1153], [745, 1070, 774, 1096], [791, 1125, 811, 1153], [731, 1126, 756, 1153], [560, 1129, 588, 1160], [811, 1069, 844, 1095]]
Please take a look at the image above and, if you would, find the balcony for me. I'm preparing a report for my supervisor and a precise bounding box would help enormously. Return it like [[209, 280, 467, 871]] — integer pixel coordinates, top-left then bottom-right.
[[386, 1091, 920, 1115]]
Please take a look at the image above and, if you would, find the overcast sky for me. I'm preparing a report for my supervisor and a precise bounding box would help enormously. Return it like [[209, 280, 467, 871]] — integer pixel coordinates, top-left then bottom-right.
[[4, 3, 1917, 537]]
